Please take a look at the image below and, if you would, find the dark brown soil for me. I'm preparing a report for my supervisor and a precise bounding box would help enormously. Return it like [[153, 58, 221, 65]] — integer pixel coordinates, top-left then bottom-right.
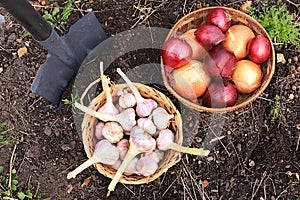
[[0, 0, 299, 199]]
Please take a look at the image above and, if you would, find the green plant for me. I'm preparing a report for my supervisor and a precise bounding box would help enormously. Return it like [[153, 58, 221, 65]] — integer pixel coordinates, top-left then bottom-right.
[[0, 122, 18, 146], [0, 167, 50, 200], [62, 93, 79, 106], [269, 95, 286, 124], [250, 0, 300, 50], [43, 0, 73, 32]]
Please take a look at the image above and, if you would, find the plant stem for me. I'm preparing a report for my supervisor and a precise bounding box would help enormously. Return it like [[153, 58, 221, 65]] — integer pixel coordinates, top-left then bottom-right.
[[168, 143, 210, 156], [67, 157, 96, 179], [75, 102, 115, 122]]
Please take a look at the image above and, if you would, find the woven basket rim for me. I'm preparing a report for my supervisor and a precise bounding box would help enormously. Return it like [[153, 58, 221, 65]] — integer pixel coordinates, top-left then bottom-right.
[[81, 82, 183, 185], [161, 6, 276, 113]]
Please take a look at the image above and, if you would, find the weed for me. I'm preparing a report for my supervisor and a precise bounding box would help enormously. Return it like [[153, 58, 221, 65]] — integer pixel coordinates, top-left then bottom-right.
[[43, 0, 73, 32], [62, 93, 79, 106], [0, 122, 18, 146], [249, 0, 300, 50], [269, 95, 286, 124], [0, 167, 50, 200]]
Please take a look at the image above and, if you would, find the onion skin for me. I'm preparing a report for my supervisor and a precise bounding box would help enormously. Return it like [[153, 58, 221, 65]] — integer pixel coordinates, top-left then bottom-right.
[[205, 8, 231, 32], [172, 60, 211, 100], [203, 45, 237, 78], [162, 38, 193, 69], [182, 29, 210, 60], [195, 25, 226, 46], [247, 35, 271, 63], [202, 81, 238, 108], [222, 25, 255, 60], [232, 60, 263, 94]]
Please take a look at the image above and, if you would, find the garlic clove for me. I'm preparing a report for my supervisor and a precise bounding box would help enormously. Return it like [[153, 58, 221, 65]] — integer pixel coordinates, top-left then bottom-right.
[[136, 99, 158, 117], [137, 117, 156, 136], [130, 126, 156, 153], [97, 103, 119, 116], [145, 150, 165, 163], [152, 107, 174, 130], [117, 108, 136, 131], [156, 129, 174, 151], [102, 122, 124, 143], [124, 157, 139, 175], [111, 159, 121, 170], [136, 156, 158, 176], [116, 139, 129, 160], [95, 121, 105, 140], [123, 92, 137, 108]]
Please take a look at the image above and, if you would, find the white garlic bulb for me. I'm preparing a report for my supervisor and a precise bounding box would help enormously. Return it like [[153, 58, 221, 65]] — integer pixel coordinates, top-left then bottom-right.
[[152, 107, 174, 130], [124, 157, 139, 175], [116, 139, 129, 160], [145, 150, 165, 163], [102, 122, 124, 143], [136, 156, 158, 176], [137, 116, 156, 136], [156, 129, 174, 151], [119, 92, 137, 109], [95, 121, 105, 140]]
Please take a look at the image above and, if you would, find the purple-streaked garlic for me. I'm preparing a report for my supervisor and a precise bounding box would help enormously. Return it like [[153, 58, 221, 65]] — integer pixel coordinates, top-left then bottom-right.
[[117, 139, 129, 160], [124, 157, 139, 175], [118, 90, 137, 109], [152, 107, 174, 130], [156, 129, 210, 156], [67, 140, 119, 179], [95, 121, 105, 140], [102, 122, 124, 143], [137, 116, 156, 136], [97, 62, 119, 116], [136, 156, 158, 176], [107, 126, 156, 194], [145, 150, 165, 164], [75, 102, 136, 131], [116, 68, 157, 117], [111, 159, 121, 170]]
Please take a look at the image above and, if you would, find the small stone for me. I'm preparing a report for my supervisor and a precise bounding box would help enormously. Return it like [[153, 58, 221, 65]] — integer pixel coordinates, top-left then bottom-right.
[[276, 53, 286, 64], [249, 160, 255, 167], [44, 126, 51, 136], [292, 85, 297, 91], [288, 58, 292, 63], [0, 14, 5, 24], [206, 156, 214, 162], [54, 130, 60, 137], [288, 94, 294, 100], [0, 67, 3, 74], [294, 56, 298, 62]]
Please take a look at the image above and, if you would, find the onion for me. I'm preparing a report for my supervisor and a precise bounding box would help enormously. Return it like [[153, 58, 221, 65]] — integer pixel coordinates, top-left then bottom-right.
[[194, 25, 226, 46], [222, 24, 255, 60], [205, 8, 231, 32], [232, 60, 263, 94], [162, 38, 193, 69], [202, 81, 238, 108], [182, 29, 210, 60], [172, 60, 211, 100], [203, 45, 237, 78], [247, 35, 271, 63]]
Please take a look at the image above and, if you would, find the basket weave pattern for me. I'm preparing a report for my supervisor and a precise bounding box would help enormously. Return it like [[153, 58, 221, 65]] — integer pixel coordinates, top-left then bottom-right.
[[161, 6, 276, 113], [81, 83, 183, 184]]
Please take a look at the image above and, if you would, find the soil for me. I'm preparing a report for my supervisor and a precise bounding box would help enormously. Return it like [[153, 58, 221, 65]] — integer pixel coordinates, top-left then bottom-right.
[[0, 0, 299, 199]]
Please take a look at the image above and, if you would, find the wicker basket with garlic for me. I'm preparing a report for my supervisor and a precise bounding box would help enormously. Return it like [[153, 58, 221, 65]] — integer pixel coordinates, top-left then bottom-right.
[[67, 62, 209, 195]]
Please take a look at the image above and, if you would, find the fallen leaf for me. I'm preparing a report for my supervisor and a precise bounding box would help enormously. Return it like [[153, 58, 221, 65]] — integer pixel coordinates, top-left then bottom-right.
[[81, 176, 92, 188], [240, 1, 252, 14], [29, 1, 41, 11], [276, 53, 286, 64], [17, 46, 27, 58], [202, 180, 209, 188]]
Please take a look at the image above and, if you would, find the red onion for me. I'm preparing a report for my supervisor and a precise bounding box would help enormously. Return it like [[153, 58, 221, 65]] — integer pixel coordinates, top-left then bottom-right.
[[247, 35, 271, 63], [194, 25, 226, 46], [202, 81, 238, 108], [162, 38, 193, 69], [203, 45, 237, 78], [206, 8, 231, 32]]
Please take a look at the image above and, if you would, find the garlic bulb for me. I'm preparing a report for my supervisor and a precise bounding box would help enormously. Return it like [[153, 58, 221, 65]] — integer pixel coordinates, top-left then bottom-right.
[[111, 159, 121, 170], [156, 129, 174, 151], [137, 116, 156, 136], [119, 91, 137, 109], [152, 107, 174, 130], [124, 157, 139, 175], [117, 68, 157, 117], [102, 122, 124, 143], [156, 129, 210, 156], [117, 139, 129, 160], [97, 62, 119, 116], [95, 121, 105, 140], [145, 150, 165, 164], [136, 156, 158, 176], [67, 140, 119, 179], [75, 102, 136, 131]]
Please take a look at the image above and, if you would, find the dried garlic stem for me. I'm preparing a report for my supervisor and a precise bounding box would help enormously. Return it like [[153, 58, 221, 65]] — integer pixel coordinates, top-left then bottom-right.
[[116, 68, 143, 103], [75, 102, 115, 121], [67, 158, 96, 179], [168, 143, 210, 156], [100, 62, 113, 104]]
